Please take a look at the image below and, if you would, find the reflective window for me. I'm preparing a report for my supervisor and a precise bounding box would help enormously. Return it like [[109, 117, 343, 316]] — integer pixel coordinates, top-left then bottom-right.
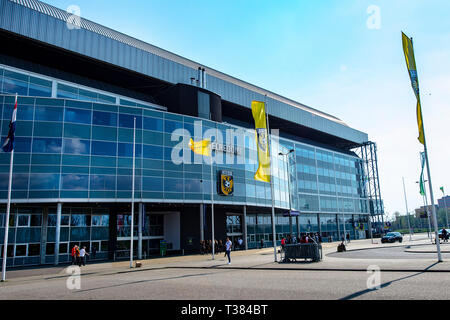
[[71, 215, 90, 227], [143, 117, 163, 131], [90, 175, 116, 190], [65, 108, 91, 124], [91, 141, 117, 156], [119, 114, 142, 129], [35, 106, 63, 121], [62, 174, 88, 190], [118, 143, 142, 158], [29, 174, 60, 190], [32, 138, 62, 153], [63, 138, 90, 155], [93, 111, 117, 127], [143, 145, 163, 159]]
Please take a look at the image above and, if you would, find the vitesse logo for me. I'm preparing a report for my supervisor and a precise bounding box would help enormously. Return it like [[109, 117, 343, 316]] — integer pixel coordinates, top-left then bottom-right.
[[256, 128, 267, 153], [219, 170, 234, 196]]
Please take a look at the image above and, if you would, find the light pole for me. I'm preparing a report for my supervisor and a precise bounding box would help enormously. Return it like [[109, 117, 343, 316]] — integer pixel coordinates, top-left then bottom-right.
[[279, 148, 294, 240]]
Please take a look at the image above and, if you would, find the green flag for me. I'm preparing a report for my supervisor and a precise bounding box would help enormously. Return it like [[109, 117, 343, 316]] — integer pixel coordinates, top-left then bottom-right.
[[441, 186, 445, 194], [419, 152, 426, 196]]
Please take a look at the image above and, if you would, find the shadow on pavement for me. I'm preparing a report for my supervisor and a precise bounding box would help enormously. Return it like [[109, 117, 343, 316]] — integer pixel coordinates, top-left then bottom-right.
[[339, 261, 441, 300]]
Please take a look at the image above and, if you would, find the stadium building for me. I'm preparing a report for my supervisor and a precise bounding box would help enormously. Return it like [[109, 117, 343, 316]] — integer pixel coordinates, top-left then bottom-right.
[[0, 0, 384, 267]]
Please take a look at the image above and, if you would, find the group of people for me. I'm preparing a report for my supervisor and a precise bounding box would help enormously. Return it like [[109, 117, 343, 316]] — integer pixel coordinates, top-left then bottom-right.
[[199, 238, 234, 264], [71, 245, 89, 267], [200, 237, 244, 255]]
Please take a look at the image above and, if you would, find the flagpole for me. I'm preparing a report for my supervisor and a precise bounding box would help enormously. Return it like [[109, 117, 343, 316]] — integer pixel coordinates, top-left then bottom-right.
[[130, 117, 136, 268], [2, 93, 17, 282], [402, 177, 412, 241], [264, 95, 277, 262], [411, 38, 442, 262], [210, 113, 215, 261]]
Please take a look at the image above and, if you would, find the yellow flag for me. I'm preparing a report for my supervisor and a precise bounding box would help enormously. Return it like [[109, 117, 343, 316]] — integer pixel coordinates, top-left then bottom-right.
[[189, 138, 211, 156], [402, 32, 425, 145], [251, 101, 271, 183]]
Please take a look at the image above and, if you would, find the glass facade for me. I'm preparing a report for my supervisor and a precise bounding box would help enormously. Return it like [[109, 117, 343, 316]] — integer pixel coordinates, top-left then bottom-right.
[[0, 66, 371, 267]]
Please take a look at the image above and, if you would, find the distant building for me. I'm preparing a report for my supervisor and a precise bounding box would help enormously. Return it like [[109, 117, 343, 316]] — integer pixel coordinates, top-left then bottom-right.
[[438, 196, 450, 210]]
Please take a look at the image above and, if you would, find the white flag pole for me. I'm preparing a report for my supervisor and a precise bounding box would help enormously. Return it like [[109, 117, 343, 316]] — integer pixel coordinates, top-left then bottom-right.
[[130, 117, 136, 268], [264, 95, 277, 262], [2, 93, 17, 282]]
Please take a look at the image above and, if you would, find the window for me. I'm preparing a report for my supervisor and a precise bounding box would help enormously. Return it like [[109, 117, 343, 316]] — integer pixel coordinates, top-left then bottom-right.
[[32, 138, 62, 153], [15, 245, 27, 257], [93, 111, 117, 127], [28, 244, 41, 256], [91, 141, 117, 156], [65, 108, 91, 125], [30, 215, 42, 227], [63, 139, 90, 155], [71, 215, 90, 227], [198, 91, 210, 120], [92, 215, 109, 227], [17, 214, 30, 227], [35, 106, 63, 121]]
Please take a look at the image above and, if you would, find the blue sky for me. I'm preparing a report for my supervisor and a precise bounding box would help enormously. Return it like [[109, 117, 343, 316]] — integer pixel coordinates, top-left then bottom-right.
[[44, 0, 450, 217]]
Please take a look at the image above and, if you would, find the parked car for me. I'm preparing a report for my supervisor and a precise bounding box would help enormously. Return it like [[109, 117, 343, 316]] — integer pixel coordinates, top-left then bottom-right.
[[381, 232, 403, 243], [438, 229, 450, 239]]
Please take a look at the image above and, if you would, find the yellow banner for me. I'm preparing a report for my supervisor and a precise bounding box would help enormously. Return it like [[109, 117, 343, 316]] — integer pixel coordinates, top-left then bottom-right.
[[251, 101, 271, 183], [402, 32, 425, 145], [189, 138, 211, 156]]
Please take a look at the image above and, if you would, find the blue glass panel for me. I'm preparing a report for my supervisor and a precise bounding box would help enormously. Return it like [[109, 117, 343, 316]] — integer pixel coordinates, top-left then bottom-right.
[[91, 141, 117, 156], [61, 174, 88, 190], [90, 175, 116, 190], [15, 137, 31, 153], [3, 104, 33, 120], [63, 138, 90, 155], [164, 120, 183, 133], [142, 177, 163, 192], [35, 106, 63, 121], [119, 114, 142, 129], [65, 108, 91, 124], [143, 117, 163, 131], [28, 83, 52, 97], [142, 145, 163, 159], [117, 175, 132, 190], [92, 126, 117, 141], [12, 173, 28, 190], [63, 123, 91, 139], [118, 143, 142, 157], [164, 178, 183, 193], [29, 174, 60, 190], [32, 138, 62, 153], [2, 78, 28, 95], [93, 111, 117, 126], [33, 122, 62, 137]]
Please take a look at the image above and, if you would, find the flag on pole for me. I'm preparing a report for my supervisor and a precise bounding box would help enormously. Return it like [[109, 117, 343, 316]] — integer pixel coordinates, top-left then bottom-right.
[[2, 95, 18, 152], [251, 101, 271, 183], [419, 152, 426, 196], [441, 187, 445, 194], [189, 138, 211, 157], [402, 32, 425, 145]]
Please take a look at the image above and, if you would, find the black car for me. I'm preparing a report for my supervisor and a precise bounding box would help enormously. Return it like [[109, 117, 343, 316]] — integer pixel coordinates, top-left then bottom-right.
[[381, 232, 403, 243]]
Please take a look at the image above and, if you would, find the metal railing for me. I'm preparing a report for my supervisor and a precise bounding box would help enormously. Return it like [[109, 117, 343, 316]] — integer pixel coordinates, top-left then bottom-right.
[[280, 243, 323, 262]]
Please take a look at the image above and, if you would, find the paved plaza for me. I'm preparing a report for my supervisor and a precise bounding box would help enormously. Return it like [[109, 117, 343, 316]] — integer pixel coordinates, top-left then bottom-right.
[[1, 234, 449, 300]]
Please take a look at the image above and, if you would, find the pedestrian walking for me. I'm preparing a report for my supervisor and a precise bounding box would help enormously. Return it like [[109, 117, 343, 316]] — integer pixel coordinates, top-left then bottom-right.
[[91, 246, 97, 260], [260, 238, 264, 249], [71, 245, 79, 265], [79, 246, 89, 266], [238, 237, 243, 250], [225, 237, 232, 265], [346, 233, 351, 243]]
